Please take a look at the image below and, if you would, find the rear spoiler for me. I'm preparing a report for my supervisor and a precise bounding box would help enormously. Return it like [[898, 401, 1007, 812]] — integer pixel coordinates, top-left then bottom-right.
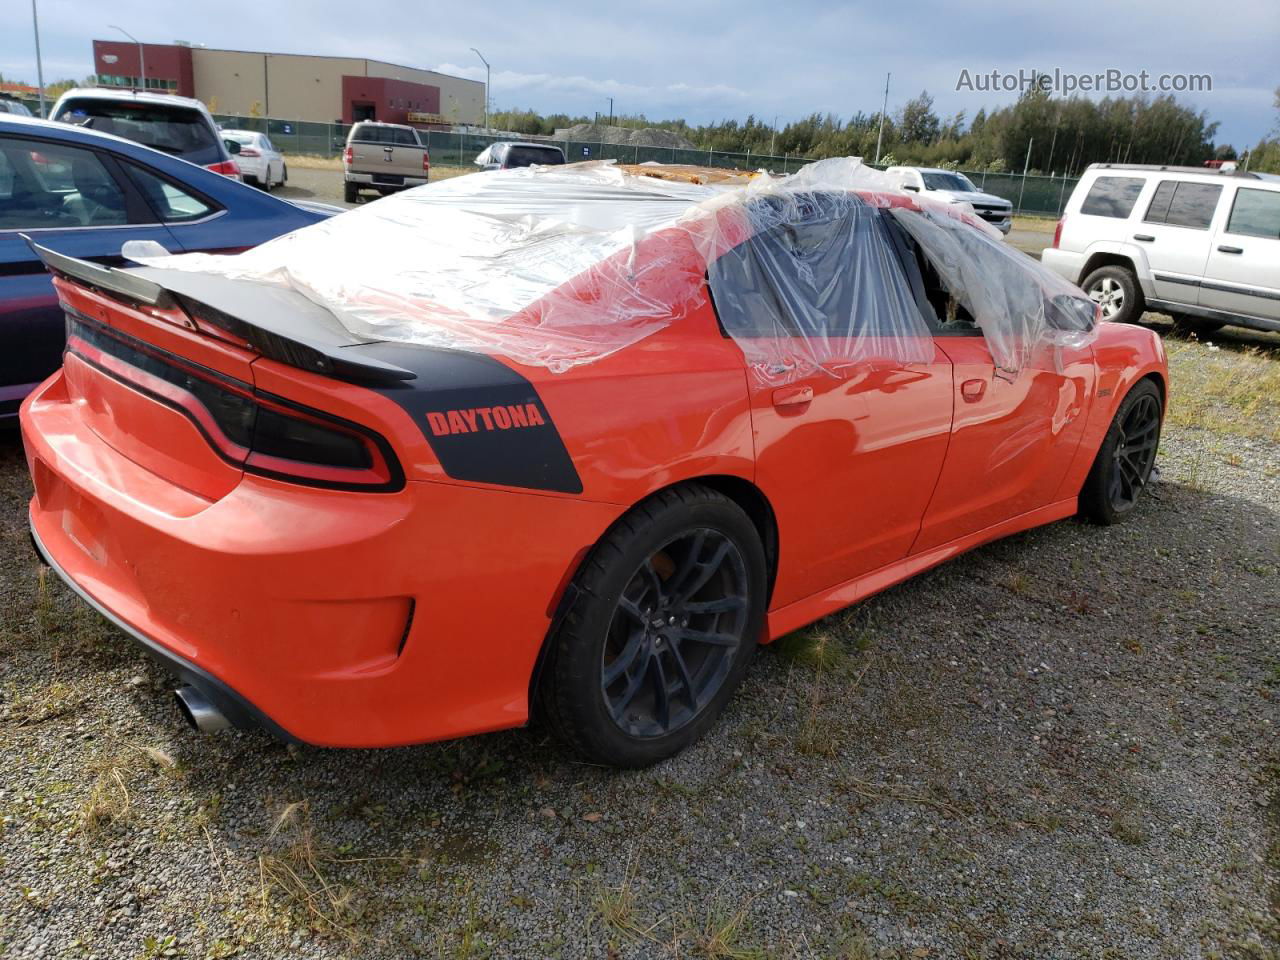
[[24, 236, 417, 384]]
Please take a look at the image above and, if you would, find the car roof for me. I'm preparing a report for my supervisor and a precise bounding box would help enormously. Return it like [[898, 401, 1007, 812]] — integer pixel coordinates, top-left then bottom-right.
[[1085, 162, 1278, 186], [220, 129, 264, 138], [52, 87, 213, 114], [352, 121, 415, 129]]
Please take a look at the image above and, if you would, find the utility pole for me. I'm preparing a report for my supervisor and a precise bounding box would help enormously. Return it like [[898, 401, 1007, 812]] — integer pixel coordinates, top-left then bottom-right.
[[31, 0, 46, 116], [470, 48, 490, 131], [1016, 137, 1034, 214], [770, 114, 778, 156], [607, 97, 613, 126], [874, 72, 890, 164], [109, 25, 145, 92]]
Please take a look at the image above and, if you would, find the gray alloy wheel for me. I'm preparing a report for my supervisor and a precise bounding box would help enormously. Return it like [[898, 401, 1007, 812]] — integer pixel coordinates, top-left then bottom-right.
[[1087, 275, 1126, 321]]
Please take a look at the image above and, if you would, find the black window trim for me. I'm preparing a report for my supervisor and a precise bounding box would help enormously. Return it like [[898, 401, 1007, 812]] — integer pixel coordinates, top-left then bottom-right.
[[119, 158, 224, 226]]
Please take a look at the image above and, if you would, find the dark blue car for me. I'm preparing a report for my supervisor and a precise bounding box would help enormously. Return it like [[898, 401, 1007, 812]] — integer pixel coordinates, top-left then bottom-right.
[[1, 115, 337, 419]]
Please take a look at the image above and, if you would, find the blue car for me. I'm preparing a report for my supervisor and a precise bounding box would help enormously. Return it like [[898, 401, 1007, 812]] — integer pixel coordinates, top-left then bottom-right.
[[0, 115, 338, 419]]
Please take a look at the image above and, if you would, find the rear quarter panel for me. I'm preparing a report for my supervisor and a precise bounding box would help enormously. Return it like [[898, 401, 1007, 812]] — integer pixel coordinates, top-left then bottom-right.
[[1054, 322, 1168, 501]]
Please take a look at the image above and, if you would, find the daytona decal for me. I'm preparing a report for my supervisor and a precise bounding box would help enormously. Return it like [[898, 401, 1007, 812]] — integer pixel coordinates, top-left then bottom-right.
[[426, 403, 547, 436]]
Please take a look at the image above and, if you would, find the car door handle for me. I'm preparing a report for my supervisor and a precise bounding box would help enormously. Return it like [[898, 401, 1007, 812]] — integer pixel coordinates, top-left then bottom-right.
[[960, 378, 987, 403], [1133, 234, 1155, 242], [772, 385, 813, 408], [1217, 244, 1243, 254]]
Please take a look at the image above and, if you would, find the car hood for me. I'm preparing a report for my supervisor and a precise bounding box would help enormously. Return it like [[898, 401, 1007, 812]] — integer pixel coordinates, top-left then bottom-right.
[[931, 189, 1012, 209]]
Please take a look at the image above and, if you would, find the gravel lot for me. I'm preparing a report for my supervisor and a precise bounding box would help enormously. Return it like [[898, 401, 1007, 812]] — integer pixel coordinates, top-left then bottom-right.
[[1, 319, 1276, 960]]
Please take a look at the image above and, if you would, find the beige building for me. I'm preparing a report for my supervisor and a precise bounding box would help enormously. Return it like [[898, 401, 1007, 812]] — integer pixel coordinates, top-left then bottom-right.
[[92, 40, 485, 126]]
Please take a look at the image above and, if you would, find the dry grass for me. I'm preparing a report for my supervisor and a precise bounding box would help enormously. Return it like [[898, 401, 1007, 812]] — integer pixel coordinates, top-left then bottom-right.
[[1164, 339, 1280, 442]]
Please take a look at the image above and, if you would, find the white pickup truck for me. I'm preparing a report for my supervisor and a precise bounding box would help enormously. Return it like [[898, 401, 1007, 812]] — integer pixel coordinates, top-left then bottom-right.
[[885, 166, 1014, 235], [343, 122, 430, 203]]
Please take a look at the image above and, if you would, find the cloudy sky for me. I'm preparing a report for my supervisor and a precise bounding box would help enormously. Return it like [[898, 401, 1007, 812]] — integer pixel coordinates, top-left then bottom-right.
[[5, 0, 1277, 150]]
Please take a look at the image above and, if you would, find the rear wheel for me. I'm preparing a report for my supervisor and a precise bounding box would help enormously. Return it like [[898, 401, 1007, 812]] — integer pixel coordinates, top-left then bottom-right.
[[280, 162, 288, 187], [538, 485, 767, 768], [1080, 379, 1163, 525], [343, 180, 359, 204], [1082, 265, 1143, 325]]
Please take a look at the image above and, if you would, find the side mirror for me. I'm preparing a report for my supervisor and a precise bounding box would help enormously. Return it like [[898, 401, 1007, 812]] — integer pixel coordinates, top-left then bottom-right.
[[222, 139, 242, 156]]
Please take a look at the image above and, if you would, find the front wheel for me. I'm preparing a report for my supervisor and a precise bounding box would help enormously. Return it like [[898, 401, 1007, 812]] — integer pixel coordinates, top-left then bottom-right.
[[538, 485, 767, 767], [1079, 379, 1163, 525]]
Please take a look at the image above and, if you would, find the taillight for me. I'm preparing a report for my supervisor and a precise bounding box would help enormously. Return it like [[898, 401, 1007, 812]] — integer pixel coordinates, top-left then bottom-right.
[[206, 159, 241, 178], [343, 146, 353, 166], [1052, 217, 1064, 249], [64, 314, 403, 492], [423, 150, 430, 174], [239, 147, 261, 157]]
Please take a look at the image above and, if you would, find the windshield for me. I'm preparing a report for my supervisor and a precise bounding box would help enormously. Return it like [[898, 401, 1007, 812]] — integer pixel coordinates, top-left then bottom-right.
[[922, 172, 977, 193], [504, 146, 565, 168], [55, 98, 224, 166], [351, 125, 420, 146]]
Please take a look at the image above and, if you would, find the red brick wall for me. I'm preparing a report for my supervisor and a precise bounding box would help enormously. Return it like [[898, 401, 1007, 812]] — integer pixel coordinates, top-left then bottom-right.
[[341, 75, 440, 125], [91, 41, 194, 97]]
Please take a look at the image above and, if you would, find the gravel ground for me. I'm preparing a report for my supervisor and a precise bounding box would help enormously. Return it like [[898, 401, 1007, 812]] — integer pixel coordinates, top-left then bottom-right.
[[0, 321, 1276, 959]]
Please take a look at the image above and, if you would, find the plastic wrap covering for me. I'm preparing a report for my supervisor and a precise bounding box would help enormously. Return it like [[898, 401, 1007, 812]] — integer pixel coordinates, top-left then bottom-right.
[[705, 190, 934, 384], [887, 207, 1096, 373], [126, 156, 1092, 383]]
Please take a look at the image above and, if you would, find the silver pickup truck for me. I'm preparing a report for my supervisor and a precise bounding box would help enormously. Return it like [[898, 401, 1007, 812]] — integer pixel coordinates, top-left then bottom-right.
[[343, 122, 430, 203]]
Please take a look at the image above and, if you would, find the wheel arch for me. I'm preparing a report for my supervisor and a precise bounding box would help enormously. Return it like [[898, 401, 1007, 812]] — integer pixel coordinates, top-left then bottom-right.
[[526, 474, 780, 714]]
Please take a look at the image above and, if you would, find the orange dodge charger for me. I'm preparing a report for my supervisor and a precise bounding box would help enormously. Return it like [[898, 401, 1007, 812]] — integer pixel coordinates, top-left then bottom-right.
[[20, 162, 1167, 767]]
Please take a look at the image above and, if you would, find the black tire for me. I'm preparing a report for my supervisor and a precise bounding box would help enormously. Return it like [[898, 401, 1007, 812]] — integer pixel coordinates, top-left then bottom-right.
[[537, 484, 767, 768], [343, 180, 359, 204], [261, 173, 273, 193], [1171, 314, 1225, 336], [281, 163, 288, 187], [1079, 379, 1163, 525], [1082, 265, 1144, 325]]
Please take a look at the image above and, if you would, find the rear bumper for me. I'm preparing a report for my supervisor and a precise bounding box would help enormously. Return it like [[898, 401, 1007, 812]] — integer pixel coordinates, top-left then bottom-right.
[[1041, 247, 1085, 284], [344, 172, 428, 188], [29, 520, 296, 741], [20, 369, 621, 747]]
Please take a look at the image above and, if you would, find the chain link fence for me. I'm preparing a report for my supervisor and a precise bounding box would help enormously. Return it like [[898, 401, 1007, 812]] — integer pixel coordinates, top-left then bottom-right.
[[211, 114, 1079, 217]]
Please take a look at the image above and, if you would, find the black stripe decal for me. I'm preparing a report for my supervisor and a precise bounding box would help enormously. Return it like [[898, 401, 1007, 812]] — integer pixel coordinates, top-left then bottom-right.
[[357, 342, 583, 495]]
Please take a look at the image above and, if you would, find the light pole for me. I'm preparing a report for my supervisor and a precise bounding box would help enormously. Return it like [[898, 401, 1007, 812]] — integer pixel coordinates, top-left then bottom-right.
[[31, 0, 46, 117], [874, 72, 890, 164], [109, 25, 145, 92], [607, 97, 613, 126], [470, 47, 489, 131], [770, 114, 778, 156]]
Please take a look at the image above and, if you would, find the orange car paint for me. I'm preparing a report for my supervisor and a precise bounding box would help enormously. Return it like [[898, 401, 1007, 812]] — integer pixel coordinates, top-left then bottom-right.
[[23, 228, 1167, 749]]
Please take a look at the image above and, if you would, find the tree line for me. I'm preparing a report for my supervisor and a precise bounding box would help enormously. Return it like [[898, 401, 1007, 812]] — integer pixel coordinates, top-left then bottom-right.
[[494, 86, 1280, 176]]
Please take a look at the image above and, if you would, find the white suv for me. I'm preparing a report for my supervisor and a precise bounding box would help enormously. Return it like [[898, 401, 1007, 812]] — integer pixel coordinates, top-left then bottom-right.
[[884, 166, 1014, 234], [1043, 163, 1280, 335]]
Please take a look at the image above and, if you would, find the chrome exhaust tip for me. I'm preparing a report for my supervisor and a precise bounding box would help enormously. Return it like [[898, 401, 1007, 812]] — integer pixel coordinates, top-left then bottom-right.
[[174, 685, 231, 733]]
